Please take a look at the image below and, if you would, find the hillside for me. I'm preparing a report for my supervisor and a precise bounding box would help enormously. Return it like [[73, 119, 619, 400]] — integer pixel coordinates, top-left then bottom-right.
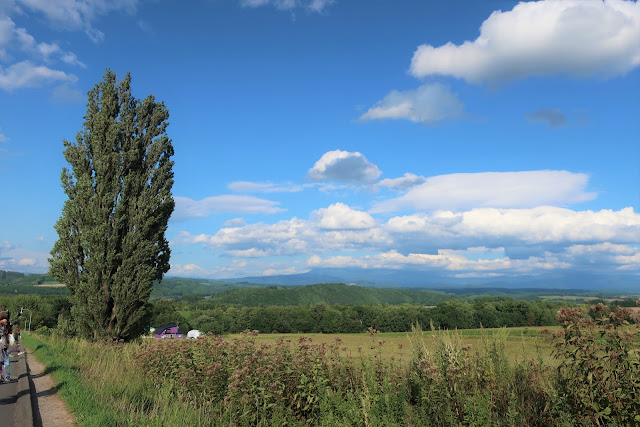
[[0, 270, 67, 295], [151, 277, 241, 299], [0, 271, 242, 298], [205, 282, 454, 306]]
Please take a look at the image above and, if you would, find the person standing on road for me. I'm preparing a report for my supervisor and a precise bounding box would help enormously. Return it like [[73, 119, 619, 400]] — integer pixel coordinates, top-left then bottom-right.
[[0, 308, 11, 382]]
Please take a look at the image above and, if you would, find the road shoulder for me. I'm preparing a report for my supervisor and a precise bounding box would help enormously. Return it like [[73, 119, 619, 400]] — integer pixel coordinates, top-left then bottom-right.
[[23, 345, 75, 427]]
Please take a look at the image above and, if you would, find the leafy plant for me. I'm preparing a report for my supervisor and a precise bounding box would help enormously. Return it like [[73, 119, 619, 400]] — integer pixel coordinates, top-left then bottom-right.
[[551, 303, 640, 425]]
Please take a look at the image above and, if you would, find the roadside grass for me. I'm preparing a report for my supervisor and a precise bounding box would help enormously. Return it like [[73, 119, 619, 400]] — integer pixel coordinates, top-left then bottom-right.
[[22, 333, 206, 426], [22, 333, 123, 426]]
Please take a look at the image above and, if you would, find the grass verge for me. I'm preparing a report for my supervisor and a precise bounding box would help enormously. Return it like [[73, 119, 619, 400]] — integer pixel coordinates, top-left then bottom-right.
[[22, 333, 207, 426]]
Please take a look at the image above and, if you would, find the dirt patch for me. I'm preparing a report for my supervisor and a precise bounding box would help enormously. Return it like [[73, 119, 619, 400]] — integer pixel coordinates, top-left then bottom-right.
[[25, 350, 75, 427], [33, 284, 66, 288]]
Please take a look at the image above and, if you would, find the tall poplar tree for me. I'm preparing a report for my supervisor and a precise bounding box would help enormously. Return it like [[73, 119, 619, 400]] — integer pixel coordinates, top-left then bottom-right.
[[49, 70, 174, 340]]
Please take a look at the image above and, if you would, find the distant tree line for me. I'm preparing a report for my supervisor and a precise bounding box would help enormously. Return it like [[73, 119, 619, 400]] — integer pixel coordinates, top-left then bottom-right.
[[149, 298, 586, 334], [0, 294, 71, 330], [1, 285, 637, 337]]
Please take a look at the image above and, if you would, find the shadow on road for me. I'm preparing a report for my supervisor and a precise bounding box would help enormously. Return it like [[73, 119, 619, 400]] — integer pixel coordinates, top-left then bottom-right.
[[27, 358, 43, 427]]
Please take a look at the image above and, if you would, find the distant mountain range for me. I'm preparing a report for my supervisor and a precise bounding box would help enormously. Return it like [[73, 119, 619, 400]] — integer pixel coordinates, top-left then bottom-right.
[[225, 267, 640, 292]]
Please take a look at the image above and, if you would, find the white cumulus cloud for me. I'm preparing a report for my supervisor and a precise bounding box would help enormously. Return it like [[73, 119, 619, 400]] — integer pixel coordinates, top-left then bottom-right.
[[308, 150, 381, 183], [410, 0, 640, 84], [313, 203, 376, 230], [174, 205, 640, 276]]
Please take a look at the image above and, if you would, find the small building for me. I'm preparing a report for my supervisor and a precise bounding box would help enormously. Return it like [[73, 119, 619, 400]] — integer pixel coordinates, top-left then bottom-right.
[[153, 325, 184, 340]]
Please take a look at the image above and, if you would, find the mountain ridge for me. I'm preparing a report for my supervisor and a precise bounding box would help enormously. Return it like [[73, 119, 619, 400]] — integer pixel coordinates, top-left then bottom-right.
[[224, 267, 639, 291]]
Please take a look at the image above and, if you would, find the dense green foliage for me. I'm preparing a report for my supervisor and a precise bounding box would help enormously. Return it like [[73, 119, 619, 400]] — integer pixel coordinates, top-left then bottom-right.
[[0, 295, 71, 330], [24, 303, 640, 426], [49, 70, 175, 341], [198, 282, 453, 306], [157, 298, 568, 333]]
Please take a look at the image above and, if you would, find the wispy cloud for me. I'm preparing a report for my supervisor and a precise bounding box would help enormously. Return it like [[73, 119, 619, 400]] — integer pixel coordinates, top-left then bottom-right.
[[14, 0, 139, 42], [50, 84, 84, 103], [307, 250, 571, 274], [0, 11, 86, 92], [239, 0, 334, 13], [378, 173, 427, 192], [169, 260, 308, 279], [228, 181, 305, 193], [409, 0, 640, 85], [372, 170, 596, 213], [360, 83, 464, 124], [222, 218, 247, 227], [172, 195, 285, 221], [0, 60, 77, 91], [526, 108, 567, 128], [11, 23, 86, 67], [0, 127, 8, 143], [137, 19, 153, 34]]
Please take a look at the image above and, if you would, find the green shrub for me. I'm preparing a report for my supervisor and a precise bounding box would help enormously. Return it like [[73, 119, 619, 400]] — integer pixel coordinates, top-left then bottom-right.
[[551, 304, 640, 425]]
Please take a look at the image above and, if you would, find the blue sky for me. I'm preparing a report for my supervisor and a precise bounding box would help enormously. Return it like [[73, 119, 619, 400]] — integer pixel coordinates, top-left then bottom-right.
[[0, 0, 639, 281]]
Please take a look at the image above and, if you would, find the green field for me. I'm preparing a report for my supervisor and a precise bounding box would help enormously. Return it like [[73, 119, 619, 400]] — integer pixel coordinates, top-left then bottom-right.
[[232, 326, 558, 365]]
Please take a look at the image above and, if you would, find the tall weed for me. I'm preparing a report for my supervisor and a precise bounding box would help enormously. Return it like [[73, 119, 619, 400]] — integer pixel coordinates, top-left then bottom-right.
[[551, 304, 640, 426]]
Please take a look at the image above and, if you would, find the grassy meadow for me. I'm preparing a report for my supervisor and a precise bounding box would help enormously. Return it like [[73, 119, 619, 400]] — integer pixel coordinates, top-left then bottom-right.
[[238, 326, 558, 366]]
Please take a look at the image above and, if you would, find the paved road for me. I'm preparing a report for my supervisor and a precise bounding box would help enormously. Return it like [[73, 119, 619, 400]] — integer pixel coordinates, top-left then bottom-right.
[[0, 348, 31, 427]]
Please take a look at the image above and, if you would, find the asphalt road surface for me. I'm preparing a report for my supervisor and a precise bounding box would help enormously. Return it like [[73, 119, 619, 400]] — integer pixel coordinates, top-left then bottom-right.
[[0, 350, 29, 427]]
